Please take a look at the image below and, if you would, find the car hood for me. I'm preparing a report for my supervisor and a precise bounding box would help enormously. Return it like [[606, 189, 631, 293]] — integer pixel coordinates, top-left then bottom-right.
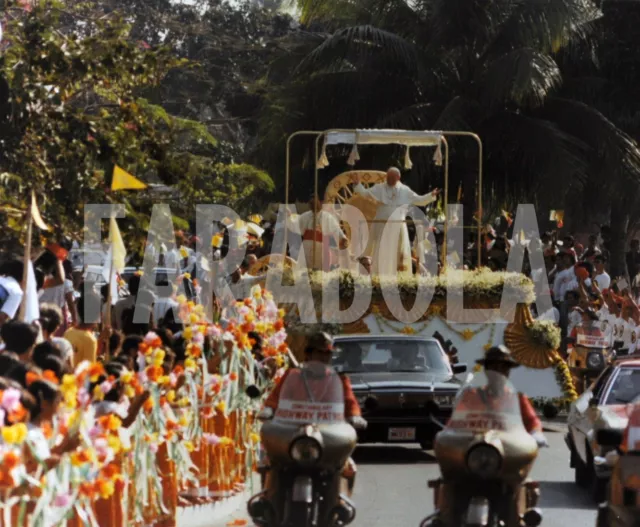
[[596, 405, 631, 431], [347, 371, 461, 391]]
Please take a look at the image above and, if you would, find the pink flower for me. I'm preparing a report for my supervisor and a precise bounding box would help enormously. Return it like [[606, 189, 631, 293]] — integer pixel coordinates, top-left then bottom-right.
[[77, 388, 90, 407], [144, 332, 159, 344], [192, 332, 205, 346], [93, 438, 109, 458], [203, 433, 220, 446], [88, 426, 102, 439], [149, 442, 159, 454], [53, 494, 72, 508], [1, 388, 21, 412], [207, 325, 222, 339], [100, 381, 113, 394]]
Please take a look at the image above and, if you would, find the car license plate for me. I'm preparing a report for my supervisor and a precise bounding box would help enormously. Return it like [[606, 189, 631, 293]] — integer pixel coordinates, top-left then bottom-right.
[[388, 427, 416, 441]]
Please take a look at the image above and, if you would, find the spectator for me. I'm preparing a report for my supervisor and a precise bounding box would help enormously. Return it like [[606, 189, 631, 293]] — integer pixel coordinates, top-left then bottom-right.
[[153, 280, 179, 324], [64, 292, 102, 365], [594, 254, 611, 290], [113, 274, 141, 330], [626, 239, 640, 284], [38, 259, 77, 329], [0, 260, 24, 326], [0, 320, 39, 363], [358, 256, 372, 275], [582, 234, 601, 261], [39, 304, 74, 366]]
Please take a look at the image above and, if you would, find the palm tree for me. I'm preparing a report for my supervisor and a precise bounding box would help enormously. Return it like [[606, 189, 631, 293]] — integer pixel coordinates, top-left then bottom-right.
[[256, 0, 640, 246]]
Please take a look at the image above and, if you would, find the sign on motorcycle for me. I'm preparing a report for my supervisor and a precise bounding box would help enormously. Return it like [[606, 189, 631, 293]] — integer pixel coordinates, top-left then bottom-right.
[[275, 399, 345, 424]]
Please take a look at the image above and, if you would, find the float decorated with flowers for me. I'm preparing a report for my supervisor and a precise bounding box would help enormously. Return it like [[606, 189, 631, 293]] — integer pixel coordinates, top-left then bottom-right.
[[281, 268, 576, 405], [0, 285, 290, 527]]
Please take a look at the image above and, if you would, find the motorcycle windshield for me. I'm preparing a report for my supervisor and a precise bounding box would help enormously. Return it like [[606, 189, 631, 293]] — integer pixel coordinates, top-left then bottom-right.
[[274, 361, 345, 425], [446, 371, 525, 433]]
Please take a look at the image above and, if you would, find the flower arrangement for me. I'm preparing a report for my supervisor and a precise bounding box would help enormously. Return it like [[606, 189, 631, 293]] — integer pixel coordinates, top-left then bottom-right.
[[0, 284, 291, 526], [527, 320, 562, 351]]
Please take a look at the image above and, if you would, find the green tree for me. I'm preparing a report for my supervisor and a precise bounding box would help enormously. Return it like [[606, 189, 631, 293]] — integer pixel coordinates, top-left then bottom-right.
[[0, 0, 274, 250], [256, 0, 640, 231]]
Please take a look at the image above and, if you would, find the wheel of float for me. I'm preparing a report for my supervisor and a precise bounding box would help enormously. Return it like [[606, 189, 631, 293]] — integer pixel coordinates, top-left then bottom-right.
[[248, 254, 296, 276]]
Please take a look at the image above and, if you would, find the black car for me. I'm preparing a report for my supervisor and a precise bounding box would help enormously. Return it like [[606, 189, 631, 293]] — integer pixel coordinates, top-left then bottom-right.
[[331, 335, 467, 450]]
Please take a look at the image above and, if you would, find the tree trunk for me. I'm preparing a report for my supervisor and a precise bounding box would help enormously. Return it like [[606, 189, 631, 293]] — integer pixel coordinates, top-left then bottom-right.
[[610, 206, 629, 279]]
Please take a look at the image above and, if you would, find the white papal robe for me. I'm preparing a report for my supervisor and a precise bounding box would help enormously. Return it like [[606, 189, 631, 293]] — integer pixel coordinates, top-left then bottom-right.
[[291, 210, 346, 270], [353, 182, 437, 276]]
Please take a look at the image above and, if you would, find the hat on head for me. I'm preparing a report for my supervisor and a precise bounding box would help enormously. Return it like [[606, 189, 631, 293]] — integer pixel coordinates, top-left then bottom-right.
[[307, 332, 334, 354], [475, 345, 520, 368]]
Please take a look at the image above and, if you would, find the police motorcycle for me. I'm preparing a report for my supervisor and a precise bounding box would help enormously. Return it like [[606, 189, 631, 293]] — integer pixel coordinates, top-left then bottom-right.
[[421, 371, 544, 527], [247, 362, 364, 527], [568, 316, 614, 395], [594, 395, 640, 527]]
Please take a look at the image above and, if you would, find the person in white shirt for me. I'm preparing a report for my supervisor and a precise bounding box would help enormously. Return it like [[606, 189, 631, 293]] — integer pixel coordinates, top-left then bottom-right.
[[593, 254, 611, 290], [0, 260, 25, 326], [153, 280, 180, 324]]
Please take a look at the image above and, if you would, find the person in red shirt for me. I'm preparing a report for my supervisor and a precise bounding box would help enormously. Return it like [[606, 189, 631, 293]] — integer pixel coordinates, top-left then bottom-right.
[[474, 346, 547, 445], [263, 332, 363, 421], [261, 332, 365, 495]]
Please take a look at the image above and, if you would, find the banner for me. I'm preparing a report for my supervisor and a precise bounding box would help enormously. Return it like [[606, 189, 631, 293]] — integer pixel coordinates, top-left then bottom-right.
[[275, 399, 345, 424], [576, 329, 608, 349]]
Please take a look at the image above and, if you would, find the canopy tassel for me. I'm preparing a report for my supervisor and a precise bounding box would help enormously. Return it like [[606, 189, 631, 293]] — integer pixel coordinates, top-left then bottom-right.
[[433, 139, 443, 166], [316, 137, 329, 169], [346, 143, 360, 166], [404, 146, 413, 170]]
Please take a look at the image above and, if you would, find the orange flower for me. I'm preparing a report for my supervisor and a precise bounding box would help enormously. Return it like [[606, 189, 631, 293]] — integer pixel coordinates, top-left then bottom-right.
[[41, 422, 53, 439], [229, 372, 238, 381], [143, 398, 154, 413], [7, 406, 27, 424], [42, 370, 59, 384], [71, 450, 93, 466], [2, 451, 20, 471], [0, 470, 15, 488], [97, 414, 122, 432], [79, 482, 96, 498], [173, 365, 184, 376], [100, 463, 120, 480], [88, 363, 105, 382], [274, 320, 284, 331], [166, 420, 179, 431], [114, 476, 126, 493], [26, 371, 41, 386], [146, 365, 163, 382]]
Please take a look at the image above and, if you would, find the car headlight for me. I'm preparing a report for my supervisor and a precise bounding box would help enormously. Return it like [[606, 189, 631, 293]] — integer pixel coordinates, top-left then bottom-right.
[[290, 437, 322, 465], [466, 444, 502, 479], [587, 352, 604, 369], [434, 394, 455, 406]]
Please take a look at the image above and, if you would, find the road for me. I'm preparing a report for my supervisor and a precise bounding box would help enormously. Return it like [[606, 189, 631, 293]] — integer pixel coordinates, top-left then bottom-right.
[[217, 430, 598, 527]]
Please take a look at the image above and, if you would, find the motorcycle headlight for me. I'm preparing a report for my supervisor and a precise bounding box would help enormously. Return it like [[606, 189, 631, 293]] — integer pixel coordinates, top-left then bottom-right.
[[466, 444, 502, 479], [290, 437, 322, 465], [434, 394, 455, 407], [587, 352, 604, 369]]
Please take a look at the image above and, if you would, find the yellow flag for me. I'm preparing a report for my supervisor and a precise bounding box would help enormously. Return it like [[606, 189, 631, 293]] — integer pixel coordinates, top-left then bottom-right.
[[212, 233, 223, 248], [108, 217, 126, 273], [30, 191, 49, 231], [111, 165, 147, 191]]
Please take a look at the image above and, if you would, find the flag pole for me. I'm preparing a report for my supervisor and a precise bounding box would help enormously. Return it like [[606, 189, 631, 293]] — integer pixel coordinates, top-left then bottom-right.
[[18, 201, 33, 322], [100, 218, 115, 359]]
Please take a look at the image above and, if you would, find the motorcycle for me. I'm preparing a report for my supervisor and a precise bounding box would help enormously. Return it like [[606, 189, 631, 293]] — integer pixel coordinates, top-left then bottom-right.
[[567, 323, 614, 394], [420, 371, 543, 527], [594, 395, 640, 527], [247, 361, 363, 527]]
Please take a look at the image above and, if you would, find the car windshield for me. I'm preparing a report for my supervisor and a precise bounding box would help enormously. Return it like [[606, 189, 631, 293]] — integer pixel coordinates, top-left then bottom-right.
[[605, 368, 640, 405], [332, 339, 450, 374]]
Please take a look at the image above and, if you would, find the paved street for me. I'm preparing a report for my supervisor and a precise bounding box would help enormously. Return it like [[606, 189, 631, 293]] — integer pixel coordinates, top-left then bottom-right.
[[217, 431, 597, 527]]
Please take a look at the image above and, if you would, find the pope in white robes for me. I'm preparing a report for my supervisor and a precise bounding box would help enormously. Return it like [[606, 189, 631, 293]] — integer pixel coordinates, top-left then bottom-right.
[[352, 167, 439, 276]]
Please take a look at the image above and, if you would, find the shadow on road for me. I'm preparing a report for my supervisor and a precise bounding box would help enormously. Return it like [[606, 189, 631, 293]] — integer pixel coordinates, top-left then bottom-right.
[[353, 445, 436, 465], [538, 481, 595, 510]]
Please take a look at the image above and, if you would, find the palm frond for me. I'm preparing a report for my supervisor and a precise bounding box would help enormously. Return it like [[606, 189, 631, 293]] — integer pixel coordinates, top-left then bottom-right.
[[486, 0, 602, 58], [480, 48, 562, 109], [375, 103, 443, 130], [295, 25, 419, 75], [542, 97, 640, 184]]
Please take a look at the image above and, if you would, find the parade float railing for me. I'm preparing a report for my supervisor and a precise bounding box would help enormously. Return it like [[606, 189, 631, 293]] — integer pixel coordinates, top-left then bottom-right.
[[0, 286, 287, 527]]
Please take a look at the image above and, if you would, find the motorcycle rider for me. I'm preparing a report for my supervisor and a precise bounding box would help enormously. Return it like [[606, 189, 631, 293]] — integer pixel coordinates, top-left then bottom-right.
[[461, 345, 548, 447], [261, 331, 366, 494]]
